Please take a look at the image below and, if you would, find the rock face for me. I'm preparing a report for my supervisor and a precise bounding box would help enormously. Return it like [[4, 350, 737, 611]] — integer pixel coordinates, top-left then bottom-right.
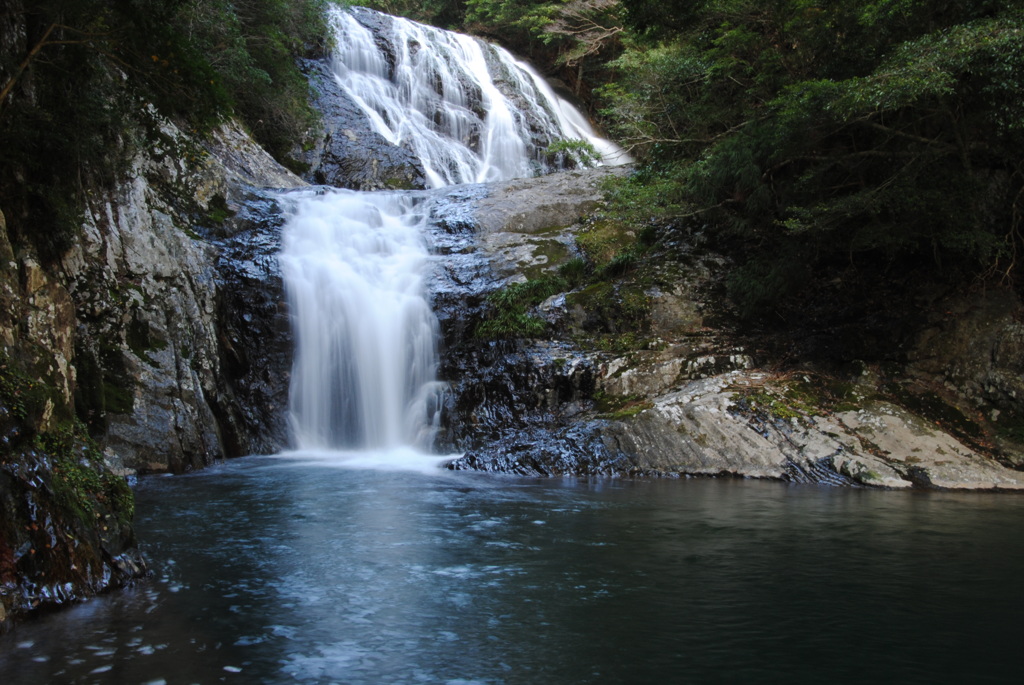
[[472, 168, 628, 279], [907, 290, 1024, 466], [59, 121, 303, 474], [206, 187, 296, 457], [294, 59, 427, 190], [599, 374, 1024, 490], [1, 118, 304, 627], [430, 168, 1024, 491]]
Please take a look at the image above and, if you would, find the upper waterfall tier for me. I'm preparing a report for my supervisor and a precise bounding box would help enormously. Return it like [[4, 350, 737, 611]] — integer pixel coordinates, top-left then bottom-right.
[[328, 6, 629, 187]]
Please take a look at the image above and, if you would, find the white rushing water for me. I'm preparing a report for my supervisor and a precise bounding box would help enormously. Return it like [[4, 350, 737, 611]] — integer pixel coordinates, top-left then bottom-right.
[[328, 6, 628, 186], [281, 190, 443, 451], [282, 7, 627, 454]]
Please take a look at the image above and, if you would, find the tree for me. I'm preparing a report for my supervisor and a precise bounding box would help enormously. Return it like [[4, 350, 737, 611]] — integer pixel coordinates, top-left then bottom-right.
[[542, 0, 624, 67], [599, 0, 1024, 313], [0, 0, 326, 260]]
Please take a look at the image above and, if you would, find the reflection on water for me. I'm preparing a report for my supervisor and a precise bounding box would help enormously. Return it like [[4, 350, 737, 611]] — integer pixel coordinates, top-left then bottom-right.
[[1, 456, 1023, 684]]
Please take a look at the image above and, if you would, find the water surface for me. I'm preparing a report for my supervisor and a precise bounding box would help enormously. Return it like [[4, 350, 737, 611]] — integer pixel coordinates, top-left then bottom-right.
[[1, 456, 1021, 683]]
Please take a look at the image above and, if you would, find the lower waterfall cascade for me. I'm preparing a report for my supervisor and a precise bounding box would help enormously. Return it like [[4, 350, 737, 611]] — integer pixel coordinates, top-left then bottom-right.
[[280, 7, 627, 454], [280, 190, 443, 451]]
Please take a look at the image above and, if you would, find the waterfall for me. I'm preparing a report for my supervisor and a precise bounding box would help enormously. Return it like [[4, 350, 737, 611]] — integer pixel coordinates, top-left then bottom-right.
[[281, 7, 627, 455], [327, 6, 629, 185], [280, 191, 443, 451]]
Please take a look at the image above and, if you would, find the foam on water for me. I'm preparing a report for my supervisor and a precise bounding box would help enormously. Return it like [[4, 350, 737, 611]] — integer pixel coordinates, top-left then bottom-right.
[[275, 447, 456, 475]]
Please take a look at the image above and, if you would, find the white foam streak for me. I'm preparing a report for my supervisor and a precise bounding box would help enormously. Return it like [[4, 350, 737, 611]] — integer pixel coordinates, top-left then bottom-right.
[[275, 447, 457, 475]]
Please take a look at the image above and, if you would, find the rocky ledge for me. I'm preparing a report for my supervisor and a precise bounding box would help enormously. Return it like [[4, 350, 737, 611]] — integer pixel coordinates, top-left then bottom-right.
[[432, 167, 1024, 491]]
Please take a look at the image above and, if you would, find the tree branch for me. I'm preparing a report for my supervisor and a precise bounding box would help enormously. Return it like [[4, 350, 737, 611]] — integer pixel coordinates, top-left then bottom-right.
[[0, 22, 58, 109], [1, 23, 114, 112]]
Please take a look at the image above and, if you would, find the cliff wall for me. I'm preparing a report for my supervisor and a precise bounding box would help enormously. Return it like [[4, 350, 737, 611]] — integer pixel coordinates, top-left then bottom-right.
[[0, 116, 302, 627]]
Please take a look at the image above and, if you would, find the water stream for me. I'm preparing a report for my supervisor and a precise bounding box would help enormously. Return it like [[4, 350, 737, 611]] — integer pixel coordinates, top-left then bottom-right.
[[283, 6, 625, 456], [281, 190, 443, 451], [329, 6, 628, 187]]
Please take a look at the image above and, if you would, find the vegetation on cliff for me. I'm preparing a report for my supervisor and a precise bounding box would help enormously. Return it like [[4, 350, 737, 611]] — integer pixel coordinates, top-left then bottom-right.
[[0, 0, 327, 262], [372, 1, 1023, 322], [1, 354, 145, 623]]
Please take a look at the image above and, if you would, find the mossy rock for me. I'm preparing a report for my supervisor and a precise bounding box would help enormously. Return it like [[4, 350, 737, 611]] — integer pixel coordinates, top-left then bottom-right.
[[575, 217, 635, 265]]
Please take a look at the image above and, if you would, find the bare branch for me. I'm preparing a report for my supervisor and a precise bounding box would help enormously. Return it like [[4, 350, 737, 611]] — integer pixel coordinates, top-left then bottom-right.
[[0, 22, 57, 109], [1, 23, 114, 111]]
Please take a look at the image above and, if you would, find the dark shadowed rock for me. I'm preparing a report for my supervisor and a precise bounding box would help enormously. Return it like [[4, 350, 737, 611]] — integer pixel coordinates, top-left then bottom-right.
[[427, 168, 1024, 489], [206, 189, 295, 457]]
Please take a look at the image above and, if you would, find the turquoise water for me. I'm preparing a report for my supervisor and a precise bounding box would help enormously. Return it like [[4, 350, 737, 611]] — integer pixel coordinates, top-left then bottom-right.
[[1, 455, 1022, 683]]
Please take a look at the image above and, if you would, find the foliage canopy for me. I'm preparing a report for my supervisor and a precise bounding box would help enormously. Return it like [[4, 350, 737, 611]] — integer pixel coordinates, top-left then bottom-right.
[[601, 0, 1024, 313]]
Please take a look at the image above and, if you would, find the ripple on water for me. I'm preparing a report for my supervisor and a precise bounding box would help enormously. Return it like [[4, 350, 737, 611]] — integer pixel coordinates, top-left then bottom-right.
[[1, 468, 1023, 684]]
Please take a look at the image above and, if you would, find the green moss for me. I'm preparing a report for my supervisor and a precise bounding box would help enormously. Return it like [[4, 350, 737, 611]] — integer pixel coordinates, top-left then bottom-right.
[[475, 214, 658, 348], [476, 310, 548, 339], [490, 277, 566, 309], [520, 239, 572, 280], [205, 193, 235, 225], [744, 390, 803, 420], [36, 423, 135, 528], [126, 318, 168, 365], [575, 218, 634, 266], [283, 157, 312, 176], [558, 257, 591, 286], [101, 380, 135, 415], [0, 355, 52, 424], [596, 251, 637, 279], [475, 276, 566, 339], [607, 401, 654, 419], [566, 280, 653, 352], [735, 372, 882, 423], [594, 390, 653, 419], [586, 332, 651, 354], [383, 176, 417, 190], [994, 412, 1024, 443], [884, 383, 983, 440], [736, 377, 832, 422], [619, 287, 651, 323]]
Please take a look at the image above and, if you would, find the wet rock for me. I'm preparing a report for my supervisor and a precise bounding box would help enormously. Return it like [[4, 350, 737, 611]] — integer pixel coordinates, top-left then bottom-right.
[[208, 189, 295, 456], [434, 168, 1024, 489], [426, 183, 499, 348], [294, 59, 427, 191], [449, 422, 635, 476], [449, 360, 1024, 489]]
